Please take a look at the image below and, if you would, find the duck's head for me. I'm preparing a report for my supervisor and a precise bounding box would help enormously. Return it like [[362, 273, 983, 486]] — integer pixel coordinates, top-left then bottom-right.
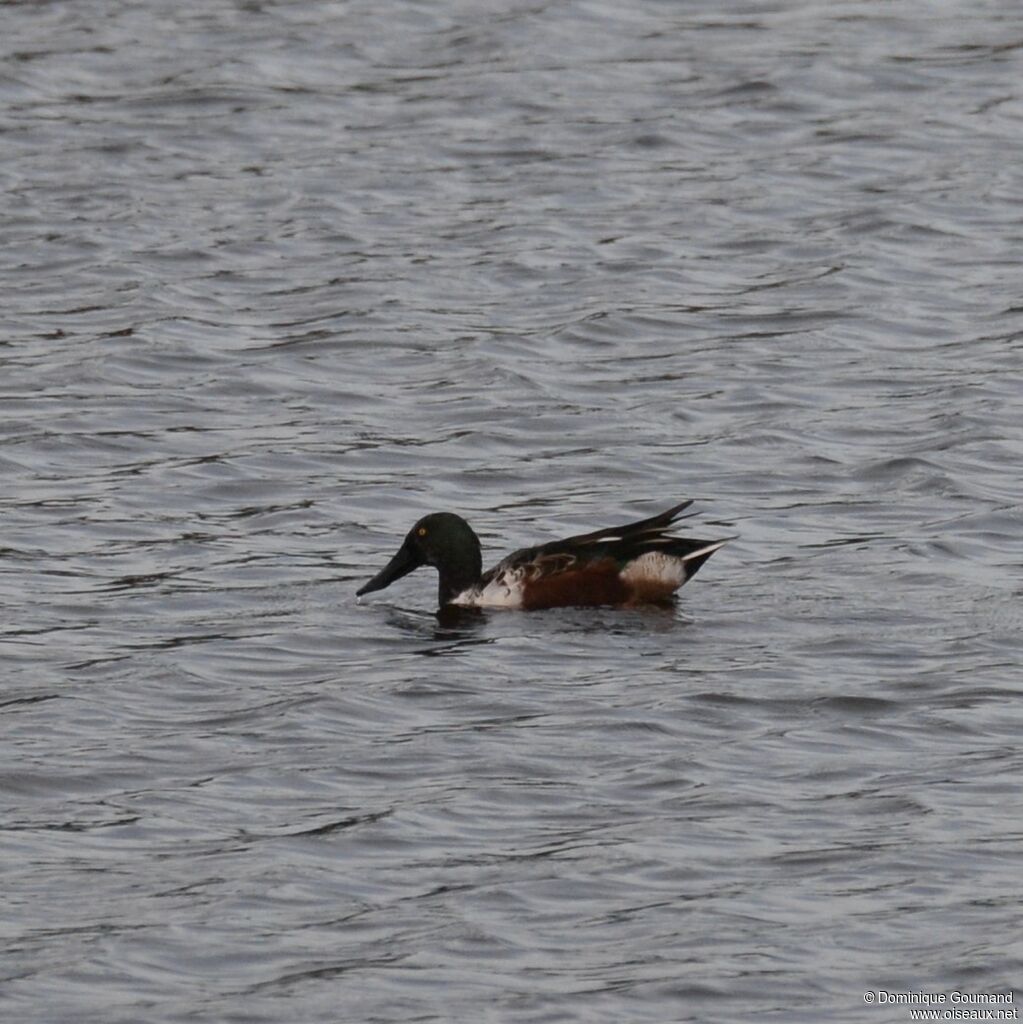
[[357, 512, 483, 606]]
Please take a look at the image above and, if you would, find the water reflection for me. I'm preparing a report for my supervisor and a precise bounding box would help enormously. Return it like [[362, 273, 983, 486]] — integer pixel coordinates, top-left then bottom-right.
[[371, 601, 494, 654]]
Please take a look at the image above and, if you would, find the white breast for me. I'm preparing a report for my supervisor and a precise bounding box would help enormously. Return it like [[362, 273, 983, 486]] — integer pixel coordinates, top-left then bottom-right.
[[450, 568, 527, 608]]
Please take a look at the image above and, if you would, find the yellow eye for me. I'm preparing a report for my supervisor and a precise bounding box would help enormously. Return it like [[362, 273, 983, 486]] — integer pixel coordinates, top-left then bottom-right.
[[417, 527, 428, 537]]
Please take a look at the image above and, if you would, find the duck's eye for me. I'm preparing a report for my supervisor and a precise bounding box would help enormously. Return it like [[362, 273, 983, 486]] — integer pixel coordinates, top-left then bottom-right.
[[417, 527, 428, 537]]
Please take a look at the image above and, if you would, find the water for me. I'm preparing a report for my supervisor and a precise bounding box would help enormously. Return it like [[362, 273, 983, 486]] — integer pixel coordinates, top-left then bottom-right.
[[3, 1, 1022, 1021]]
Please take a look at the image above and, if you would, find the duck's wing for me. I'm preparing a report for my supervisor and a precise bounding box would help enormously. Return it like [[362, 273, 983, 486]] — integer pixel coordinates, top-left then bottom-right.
[[468, 503, 726, 609], [480, 501, 718, 583]]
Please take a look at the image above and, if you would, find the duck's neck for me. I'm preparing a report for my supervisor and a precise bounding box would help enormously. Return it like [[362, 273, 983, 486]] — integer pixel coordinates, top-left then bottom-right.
[[437, 549, 482, 606]]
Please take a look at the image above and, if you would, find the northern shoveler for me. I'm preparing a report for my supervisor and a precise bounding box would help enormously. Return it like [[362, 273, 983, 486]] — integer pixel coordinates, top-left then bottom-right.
[[356, 500, 727, 611]]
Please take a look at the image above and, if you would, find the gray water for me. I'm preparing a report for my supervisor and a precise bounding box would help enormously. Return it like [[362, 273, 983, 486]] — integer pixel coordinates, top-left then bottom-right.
[[3, 1, 1022, 1022]]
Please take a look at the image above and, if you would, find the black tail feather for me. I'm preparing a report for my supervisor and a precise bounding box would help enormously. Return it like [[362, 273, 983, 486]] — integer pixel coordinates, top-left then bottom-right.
[[676, 541, 726, 581]]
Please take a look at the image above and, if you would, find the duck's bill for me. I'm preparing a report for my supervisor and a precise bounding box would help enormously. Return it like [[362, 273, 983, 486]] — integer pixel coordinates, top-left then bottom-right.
[[356, 540, 422, 597]]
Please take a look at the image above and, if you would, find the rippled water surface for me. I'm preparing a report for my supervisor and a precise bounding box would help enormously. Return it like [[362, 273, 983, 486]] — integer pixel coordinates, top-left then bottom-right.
[[3, 1, 1022, 1021]]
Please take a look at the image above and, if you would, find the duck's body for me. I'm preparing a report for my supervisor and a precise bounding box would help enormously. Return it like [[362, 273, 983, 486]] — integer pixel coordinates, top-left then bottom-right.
[[357, 500, 726, 611]]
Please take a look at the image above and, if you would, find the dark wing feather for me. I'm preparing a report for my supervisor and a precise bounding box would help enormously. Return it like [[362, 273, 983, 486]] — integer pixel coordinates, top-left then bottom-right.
[[560, 499, 695, 546]]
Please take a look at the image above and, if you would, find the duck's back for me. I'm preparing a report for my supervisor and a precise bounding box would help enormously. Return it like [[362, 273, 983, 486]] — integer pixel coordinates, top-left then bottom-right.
[[453, 501, 726, 610]]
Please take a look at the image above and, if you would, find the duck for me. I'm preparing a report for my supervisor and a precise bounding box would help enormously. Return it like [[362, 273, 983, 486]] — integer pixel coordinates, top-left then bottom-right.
[[356, 500, 726, 611]]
